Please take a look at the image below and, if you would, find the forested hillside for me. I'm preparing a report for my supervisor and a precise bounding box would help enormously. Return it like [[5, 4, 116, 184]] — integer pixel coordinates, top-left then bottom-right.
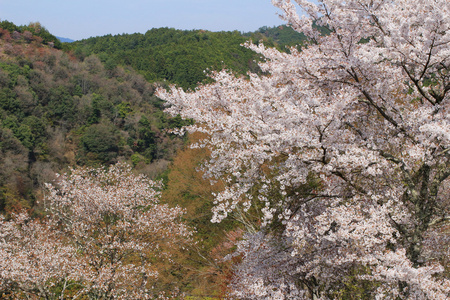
[[0, 25, 191, 214], [67, 29, 257, 89], [67, 26, 307, 89]]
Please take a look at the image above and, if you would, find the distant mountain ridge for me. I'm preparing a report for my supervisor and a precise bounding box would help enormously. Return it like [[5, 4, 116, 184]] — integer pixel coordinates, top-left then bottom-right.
[[56, 36, 75, 43]]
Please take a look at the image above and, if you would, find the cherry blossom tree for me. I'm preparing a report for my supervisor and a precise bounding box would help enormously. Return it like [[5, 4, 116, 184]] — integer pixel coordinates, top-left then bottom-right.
[[1, 163, 191, 299], [158, 0, 450, 298], [44, 163, 191, 299]]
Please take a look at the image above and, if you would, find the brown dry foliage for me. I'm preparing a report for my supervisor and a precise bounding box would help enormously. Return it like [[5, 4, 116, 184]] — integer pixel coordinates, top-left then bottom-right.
[[160, 132, 242, 297]]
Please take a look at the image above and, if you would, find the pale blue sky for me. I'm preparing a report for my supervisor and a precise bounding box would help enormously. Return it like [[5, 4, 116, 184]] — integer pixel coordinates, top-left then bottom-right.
[[0, 0, 286, 40]]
